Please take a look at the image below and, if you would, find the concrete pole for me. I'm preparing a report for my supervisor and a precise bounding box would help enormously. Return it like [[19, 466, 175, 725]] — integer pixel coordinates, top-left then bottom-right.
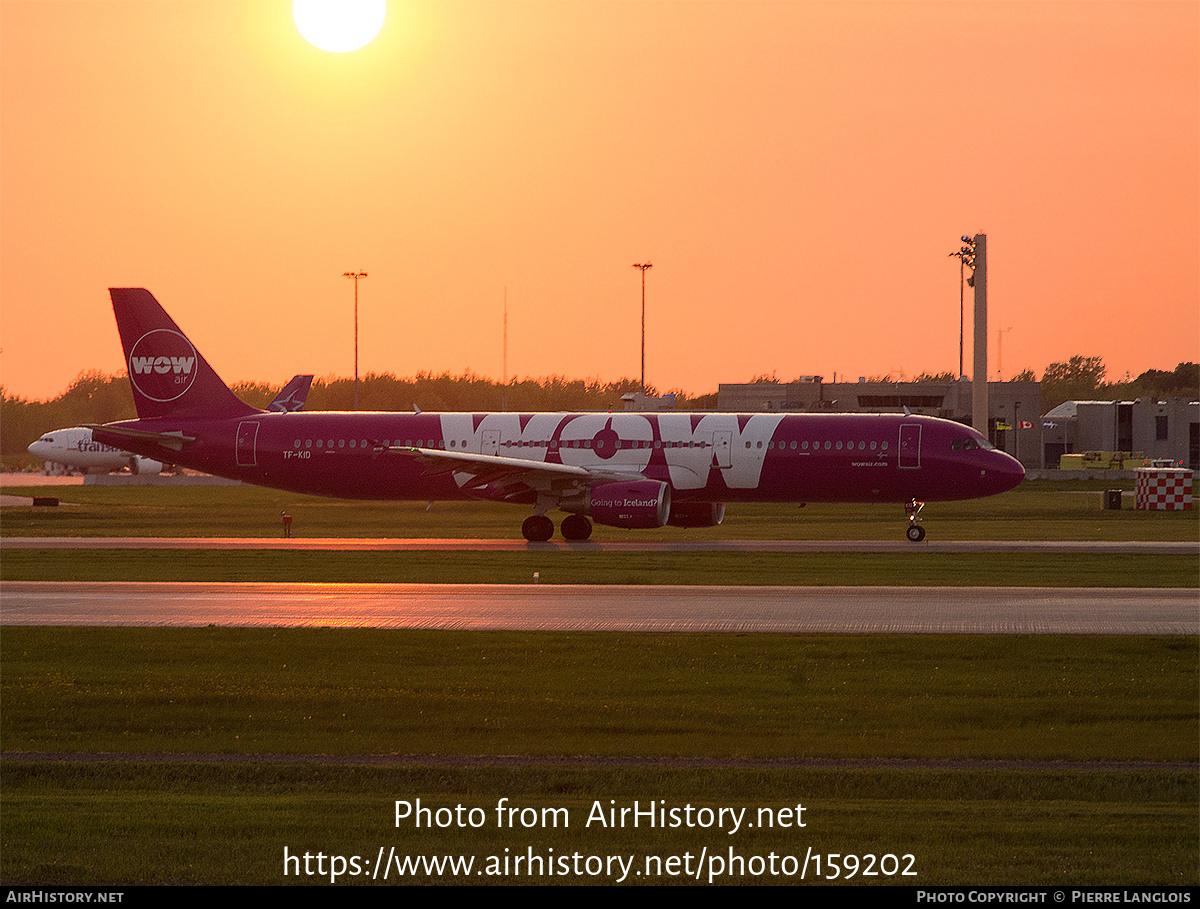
[[971, 234, 988, 434]]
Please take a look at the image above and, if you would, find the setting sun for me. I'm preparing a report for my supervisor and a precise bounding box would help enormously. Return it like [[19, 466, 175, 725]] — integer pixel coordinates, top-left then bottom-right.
[[0, 2, 1195, 402], [293, 0, 385, 53]]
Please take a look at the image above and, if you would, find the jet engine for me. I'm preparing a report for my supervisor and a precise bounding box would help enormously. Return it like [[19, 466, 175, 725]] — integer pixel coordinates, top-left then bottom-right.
[[130, 456, 164, 476], [667, 502, 726, 528], [583, 479, 671, 529]]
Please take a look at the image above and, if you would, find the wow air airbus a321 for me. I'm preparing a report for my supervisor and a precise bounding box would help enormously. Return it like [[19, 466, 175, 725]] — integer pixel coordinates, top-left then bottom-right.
[[89, 289, 1024, 542]]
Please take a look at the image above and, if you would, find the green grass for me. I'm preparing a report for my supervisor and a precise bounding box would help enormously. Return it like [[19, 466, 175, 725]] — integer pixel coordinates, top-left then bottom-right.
[[3, 479, 1197, 541], [2, 548, 1195, 586], [4, 629, 1194, 761], [1, 629, 1196, 885]]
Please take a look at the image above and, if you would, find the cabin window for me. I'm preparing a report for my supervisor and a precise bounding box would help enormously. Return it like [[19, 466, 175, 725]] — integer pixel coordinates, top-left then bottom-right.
[[824, 441, 832, 450]]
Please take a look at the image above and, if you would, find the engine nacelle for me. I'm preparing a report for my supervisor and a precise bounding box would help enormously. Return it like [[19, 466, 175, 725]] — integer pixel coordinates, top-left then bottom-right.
[[667, 502, 726, 528], [130, 456, 164, 476], [585, 480, 671, 529]]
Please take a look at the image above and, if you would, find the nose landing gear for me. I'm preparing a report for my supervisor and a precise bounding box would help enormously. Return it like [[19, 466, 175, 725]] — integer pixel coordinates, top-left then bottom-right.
[[904, 499, 926, 542]]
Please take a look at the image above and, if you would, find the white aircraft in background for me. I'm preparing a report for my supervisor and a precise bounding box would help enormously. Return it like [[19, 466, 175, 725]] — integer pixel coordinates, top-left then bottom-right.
[[28, 375, 313, 475], [28, 425, 166, 475]]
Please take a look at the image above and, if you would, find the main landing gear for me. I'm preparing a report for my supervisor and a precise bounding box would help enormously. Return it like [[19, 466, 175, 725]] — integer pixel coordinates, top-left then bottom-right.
[[904, 499, 926, 542], [521, 513, 594, 542]]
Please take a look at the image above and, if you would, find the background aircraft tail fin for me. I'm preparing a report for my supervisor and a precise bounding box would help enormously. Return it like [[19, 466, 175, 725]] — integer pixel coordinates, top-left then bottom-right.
[[267, 374, 314, 412], [110, 288, 259, 420]]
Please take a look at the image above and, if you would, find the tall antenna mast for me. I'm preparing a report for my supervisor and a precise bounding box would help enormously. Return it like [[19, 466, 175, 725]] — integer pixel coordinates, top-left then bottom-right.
[[632, 262, 653, 395], [502, 287, 508, 412]]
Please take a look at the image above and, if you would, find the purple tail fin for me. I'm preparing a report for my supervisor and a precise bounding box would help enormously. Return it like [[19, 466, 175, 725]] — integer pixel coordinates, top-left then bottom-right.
[[110, 288, 258, 420]]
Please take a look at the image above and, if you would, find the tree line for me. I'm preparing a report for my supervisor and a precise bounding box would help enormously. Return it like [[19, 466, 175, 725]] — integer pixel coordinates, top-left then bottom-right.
[[758, 361, 1196, 412]]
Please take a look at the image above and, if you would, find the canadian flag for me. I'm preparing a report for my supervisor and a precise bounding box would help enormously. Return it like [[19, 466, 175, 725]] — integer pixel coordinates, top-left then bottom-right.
[[1019, 420, 1034, 429]]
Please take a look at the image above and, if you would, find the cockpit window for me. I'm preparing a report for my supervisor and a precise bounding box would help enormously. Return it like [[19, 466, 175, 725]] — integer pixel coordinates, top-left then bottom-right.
[[951, 437, 996, 451]]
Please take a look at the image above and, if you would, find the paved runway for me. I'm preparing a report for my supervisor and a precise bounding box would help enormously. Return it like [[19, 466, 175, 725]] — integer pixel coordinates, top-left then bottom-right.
[[2, 581, 1194, 633], [3, 536, 1196, 553]]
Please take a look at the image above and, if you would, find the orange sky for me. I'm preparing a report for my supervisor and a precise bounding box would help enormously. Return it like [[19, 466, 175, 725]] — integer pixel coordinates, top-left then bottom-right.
[[2, 1, 1197, 403]]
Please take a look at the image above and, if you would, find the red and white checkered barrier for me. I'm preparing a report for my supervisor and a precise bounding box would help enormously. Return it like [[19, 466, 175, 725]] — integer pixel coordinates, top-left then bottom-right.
[[1135, 468, 1193, 510]]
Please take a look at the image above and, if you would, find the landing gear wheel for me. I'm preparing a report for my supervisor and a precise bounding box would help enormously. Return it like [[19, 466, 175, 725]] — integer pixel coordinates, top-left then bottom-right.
[[561, 514, 593, 541], [522, 514, 554, 542], [903, 498, 926, 543]]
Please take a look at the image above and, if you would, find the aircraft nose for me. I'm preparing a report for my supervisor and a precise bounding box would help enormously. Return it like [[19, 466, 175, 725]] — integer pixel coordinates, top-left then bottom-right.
[[985, 451, 1025, 493]]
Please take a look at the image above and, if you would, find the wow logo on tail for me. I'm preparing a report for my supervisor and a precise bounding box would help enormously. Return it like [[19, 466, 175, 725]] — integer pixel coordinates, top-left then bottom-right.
[[127, 329, 198, 402]]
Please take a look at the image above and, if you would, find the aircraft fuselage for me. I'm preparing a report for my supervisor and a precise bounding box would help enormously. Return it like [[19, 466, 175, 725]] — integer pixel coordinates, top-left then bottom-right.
[[97, 409, 1023, 505]]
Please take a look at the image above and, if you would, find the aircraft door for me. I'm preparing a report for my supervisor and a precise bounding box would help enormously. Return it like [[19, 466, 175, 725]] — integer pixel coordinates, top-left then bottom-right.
[[236, 421, 260, 467], [481, 430, 500, 456], [713, 430, 733, 469], [898, 423, 921, 469]]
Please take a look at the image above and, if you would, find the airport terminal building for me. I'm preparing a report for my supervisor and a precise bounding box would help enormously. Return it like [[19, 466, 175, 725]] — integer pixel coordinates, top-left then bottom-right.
[[1041, 398, 1199, 470]]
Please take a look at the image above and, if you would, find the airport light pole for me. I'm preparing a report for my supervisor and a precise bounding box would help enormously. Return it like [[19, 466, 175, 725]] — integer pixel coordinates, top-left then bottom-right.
[[949, 238, 975, 379], [632, 262, 652, 395], [343, 271, 367, 410], [953, 234, 988, 432]]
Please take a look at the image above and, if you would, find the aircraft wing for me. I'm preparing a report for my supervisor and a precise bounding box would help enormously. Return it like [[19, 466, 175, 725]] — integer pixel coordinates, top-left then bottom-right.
[[85, 424, 196, 451], [386, 446, 643, 497]]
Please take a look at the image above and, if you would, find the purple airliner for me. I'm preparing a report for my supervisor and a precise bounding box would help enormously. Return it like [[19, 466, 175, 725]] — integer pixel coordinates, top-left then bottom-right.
[[90, 289, 1024, 542]]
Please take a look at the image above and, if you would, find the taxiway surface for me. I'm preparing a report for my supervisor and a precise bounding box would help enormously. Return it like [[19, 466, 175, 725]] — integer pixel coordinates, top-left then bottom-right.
[[2, 581, 1194, 633], [3, 536, 1195, 553]]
